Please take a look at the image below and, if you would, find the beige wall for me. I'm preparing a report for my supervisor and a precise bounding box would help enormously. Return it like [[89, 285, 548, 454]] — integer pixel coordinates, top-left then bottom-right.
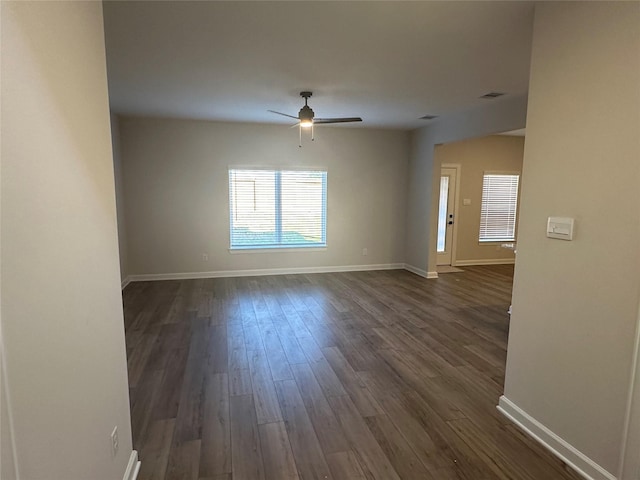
[[1, 2, 134, 478], [406, 96, 529, 277], [111, 114, 129, 284], [434, 135, 524, 265], [503, 2, 640, 477], [119, 117, 408, 277]]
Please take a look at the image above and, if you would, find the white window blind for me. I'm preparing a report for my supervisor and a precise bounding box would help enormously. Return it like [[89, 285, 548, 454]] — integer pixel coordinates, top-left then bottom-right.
[[229, 168, 327, 249], [479, 173, 520, 242]]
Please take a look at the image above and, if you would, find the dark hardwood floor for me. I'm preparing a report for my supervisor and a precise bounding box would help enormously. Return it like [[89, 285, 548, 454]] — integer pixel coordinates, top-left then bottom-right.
[[123, 265, 582, 480]]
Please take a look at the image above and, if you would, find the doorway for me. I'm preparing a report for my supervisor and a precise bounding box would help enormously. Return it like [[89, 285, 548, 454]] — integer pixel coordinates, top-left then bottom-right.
[[436, 165, 459, 266]]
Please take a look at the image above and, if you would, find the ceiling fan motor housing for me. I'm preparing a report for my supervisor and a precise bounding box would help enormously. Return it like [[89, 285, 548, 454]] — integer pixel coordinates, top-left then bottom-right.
[[299, 105, 314, 122]]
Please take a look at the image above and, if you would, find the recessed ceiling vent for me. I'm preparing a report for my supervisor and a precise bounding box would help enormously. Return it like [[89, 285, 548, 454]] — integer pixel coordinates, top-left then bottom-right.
[[419, 114, 438, 120], [480, 92, 506, 99]]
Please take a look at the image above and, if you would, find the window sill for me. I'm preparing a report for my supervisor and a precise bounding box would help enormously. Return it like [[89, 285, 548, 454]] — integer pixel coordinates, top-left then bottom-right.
[[229, 246, 327, 254]]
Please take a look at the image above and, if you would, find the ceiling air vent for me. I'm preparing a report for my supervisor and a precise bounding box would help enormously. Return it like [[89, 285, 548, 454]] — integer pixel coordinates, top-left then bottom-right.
[[419, 114, 438, 120], [480, 92, 506, 99]]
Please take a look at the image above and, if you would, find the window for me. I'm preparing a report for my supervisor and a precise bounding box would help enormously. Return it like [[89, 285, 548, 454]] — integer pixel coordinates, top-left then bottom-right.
[[229, 168, 327, 249], [479, 173, 520, 242]]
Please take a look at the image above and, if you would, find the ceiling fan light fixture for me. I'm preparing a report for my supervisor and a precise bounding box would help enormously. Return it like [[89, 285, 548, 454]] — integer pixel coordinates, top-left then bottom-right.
[[299, 104, 314, 126]]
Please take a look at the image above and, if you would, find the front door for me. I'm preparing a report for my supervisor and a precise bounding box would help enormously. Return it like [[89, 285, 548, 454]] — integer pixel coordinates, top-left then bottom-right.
[[436, 167, 457, 266]]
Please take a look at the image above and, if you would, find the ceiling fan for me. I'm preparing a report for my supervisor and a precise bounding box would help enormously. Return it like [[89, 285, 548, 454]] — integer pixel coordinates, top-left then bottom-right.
[[268, 91, 362, 146]]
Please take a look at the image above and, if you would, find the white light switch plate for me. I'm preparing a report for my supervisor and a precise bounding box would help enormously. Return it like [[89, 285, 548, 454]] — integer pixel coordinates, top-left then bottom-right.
[[547, 217, 575, 240]]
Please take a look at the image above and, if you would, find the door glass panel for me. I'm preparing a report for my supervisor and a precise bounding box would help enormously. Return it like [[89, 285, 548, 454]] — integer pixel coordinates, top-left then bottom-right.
[[437, 176, 449, 253]]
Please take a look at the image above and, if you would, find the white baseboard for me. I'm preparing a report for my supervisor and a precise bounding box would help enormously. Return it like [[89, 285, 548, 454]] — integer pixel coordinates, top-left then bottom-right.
[[497, 396, 616, 480], [123, 450, 140, 480], [454, 258, 515, 267], [403, 264, 438, 279], [121, 276, 132, 290], [126, 263, 405, 283]]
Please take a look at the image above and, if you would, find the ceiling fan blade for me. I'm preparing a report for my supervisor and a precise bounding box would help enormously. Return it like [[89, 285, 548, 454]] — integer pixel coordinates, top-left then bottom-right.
[[313, 117, 363, 124], [268, 110, 299, 120]]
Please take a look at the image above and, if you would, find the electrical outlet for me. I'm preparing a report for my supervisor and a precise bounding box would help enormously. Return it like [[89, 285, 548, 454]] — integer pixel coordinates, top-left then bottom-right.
[[362, 248, 368, 256], [202, 253, 209, 262], [110, 426, 118, 458]]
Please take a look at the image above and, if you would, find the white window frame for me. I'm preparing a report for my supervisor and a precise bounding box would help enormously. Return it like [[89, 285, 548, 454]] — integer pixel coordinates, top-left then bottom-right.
[[228, 167, 327, 250], [479, 171, 520, 243]]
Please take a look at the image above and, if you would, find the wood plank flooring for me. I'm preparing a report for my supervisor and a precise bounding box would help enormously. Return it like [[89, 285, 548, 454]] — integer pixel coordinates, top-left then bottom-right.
[[123, 265, 582, 480]]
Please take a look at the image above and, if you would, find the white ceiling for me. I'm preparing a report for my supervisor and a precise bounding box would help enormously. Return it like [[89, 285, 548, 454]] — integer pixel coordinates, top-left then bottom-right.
[[103, 1, 535, 130]]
